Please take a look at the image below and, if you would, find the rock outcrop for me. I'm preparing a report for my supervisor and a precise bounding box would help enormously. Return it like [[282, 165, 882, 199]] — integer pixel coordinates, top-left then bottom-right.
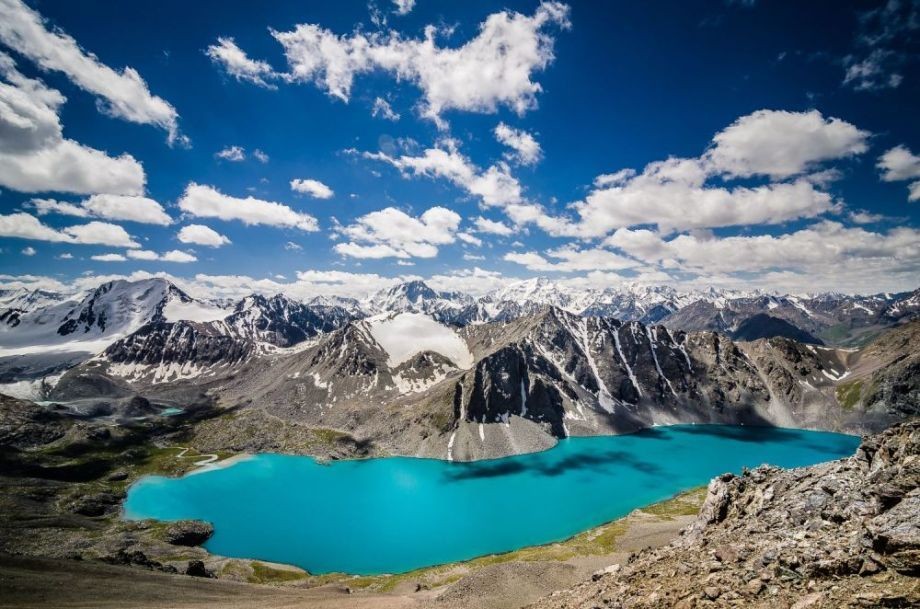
[[528, 421, 920, 608]]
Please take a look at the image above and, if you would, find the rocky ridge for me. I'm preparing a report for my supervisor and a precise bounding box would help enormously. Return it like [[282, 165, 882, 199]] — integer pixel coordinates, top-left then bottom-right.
[[528, 420, 920, 609], [64, 309, 919, 462]]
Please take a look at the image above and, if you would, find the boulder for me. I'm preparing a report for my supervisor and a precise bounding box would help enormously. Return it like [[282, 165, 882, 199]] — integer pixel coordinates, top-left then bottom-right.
[[163, 520, 214, 546]]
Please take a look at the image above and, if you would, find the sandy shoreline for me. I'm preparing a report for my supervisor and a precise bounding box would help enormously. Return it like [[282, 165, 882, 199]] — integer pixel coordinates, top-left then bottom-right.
[[0, 490, 704, 609]]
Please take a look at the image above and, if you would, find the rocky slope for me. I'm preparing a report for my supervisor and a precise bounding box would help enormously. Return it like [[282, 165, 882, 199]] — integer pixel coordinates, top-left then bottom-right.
[[528, 420, 920, 609], [3, 279, 917, 362], [52, 292, 357, 387], [731, 313, 824, 344], [663, 289, 919, 347], [0, 278, 225, 359], [54, 308, 920, 461]]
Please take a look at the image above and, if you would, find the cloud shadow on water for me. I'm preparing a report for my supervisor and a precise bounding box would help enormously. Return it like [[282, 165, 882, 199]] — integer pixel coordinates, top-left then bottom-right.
[[672, 424, 859, 456], [442, 448, 663, 482]]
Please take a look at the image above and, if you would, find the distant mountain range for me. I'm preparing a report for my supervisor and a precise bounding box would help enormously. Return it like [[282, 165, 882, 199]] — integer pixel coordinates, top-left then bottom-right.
[[3, 277, 915, 363], [0, 277, 915, 461]]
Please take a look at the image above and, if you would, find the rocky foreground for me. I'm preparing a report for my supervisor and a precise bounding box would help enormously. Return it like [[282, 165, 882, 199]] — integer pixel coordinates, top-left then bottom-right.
[[529, 421, 920, 609]]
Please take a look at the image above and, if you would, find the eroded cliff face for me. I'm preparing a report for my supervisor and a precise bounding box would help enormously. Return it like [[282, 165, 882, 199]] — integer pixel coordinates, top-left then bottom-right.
[[50, 310, 919, 461], [528, 421, 920, 609]]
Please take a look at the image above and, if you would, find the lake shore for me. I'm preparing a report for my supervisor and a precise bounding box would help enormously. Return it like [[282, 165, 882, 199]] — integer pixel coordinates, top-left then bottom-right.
[[0, 488, 705, 609]]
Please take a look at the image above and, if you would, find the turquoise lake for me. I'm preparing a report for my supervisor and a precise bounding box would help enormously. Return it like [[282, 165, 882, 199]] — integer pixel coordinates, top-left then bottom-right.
[[124, 425, 860, 575]]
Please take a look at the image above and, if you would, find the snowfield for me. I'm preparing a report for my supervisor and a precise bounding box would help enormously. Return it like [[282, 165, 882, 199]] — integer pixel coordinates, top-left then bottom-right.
[[162, 299, 229, 323], [366, 313, 474, 369], [0, 337, 118, 357]]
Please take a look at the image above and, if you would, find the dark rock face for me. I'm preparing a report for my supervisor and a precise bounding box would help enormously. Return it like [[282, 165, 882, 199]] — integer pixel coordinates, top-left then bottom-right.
[[0, 308, 23, 327], [663, 290, 919, 347], [47, 307, 918, 462], [0, 395, 71, 449], [453, 310, 775, 438], [68, 491, 125, 517], [529, 421, 920, 609], [103, 321, 256, 369], [78, 293, 357, 387], [859, 320, 920, 421], [731, 313, 824, 344], [185, 559, 214, 578], [163, 520, 214, 547], [227, 294, 356, 347]]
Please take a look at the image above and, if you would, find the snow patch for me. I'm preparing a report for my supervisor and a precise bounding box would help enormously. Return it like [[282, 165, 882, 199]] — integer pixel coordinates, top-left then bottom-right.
[[366, 313, 473, 369], [0, 374, 62, 400], [646, 326, 678, 399], [162, 300, 229, 323], [612, 326, 642, 399], [447, 430, 457, 462], [520, 379, 528, 416]]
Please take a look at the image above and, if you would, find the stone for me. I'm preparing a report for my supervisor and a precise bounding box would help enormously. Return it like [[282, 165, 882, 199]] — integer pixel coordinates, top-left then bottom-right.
[[185, 560, 213, 578], [68, 492, 124, 517], [790, 592, 822, 609], [163, 520, 214, 546]]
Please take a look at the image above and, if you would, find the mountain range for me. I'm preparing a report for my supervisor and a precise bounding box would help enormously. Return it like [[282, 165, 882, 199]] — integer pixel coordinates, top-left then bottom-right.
[[0, 277, 915, 461], [2, 277, 917, 362]]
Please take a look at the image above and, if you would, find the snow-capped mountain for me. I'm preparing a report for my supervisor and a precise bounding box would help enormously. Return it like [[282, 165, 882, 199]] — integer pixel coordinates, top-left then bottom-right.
[[364, 280, 474, 322], [223, 293, 357, 347], [306, 294, 365, 316], [661, 290, 915, 346], [2, 277, 918, 371], [56, 305, 919, 461], [0, 278, 223, 356], [95, 292, 358, 385], [879, 288, 920, 323], [0, 287, 71, 314], [476, 279, 735, 324], [486, 277, 587, 309]]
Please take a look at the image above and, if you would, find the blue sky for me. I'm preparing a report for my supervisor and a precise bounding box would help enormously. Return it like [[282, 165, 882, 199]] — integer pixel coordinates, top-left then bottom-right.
[[0, 0, 918, 299]]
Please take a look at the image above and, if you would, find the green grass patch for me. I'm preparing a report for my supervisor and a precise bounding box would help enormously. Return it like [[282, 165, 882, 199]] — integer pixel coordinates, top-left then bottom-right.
[[248, 561, 309, 584], [134, 446, 234, 478], [640, 487, 707, 519], [308, 428, 348, 446], [836, 380, 864, 410], [818, 324, 851, 344], [320, 486, 708, 592]]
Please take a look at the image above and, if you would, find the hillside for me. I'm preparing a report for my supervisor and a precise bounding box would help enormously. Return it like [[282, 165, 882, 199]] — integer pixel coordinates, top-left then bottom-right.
[[528, 420, 919, 608], [46, 310, 920, 462]]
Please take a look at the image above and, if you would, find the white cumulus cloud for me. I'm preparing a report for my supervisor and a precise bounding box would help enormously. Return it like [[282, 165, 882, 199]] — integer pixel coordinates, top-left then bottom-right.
[[216, 2, 570, 126], [335, 206, 461, 258], [0, 0, 183, 143], [0, 53, 146, 196], [363, 141, 523, 207], [504, 245, 637, 272], [206, 37, 278, 89], [371, 97, 400, 121], [177, 224, 231, 247], [0, 212, 140, 247], [705, 109, 870, 180], [178, 183, 319, 231], [215, 145, 246, 161], [494, 122, 542, 165], [290, 178, 334, 199], [27, 195, 171, 225], [392, 0, 416, 16], [474, 216, 514, 236], [878, 145, 920, 201]]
